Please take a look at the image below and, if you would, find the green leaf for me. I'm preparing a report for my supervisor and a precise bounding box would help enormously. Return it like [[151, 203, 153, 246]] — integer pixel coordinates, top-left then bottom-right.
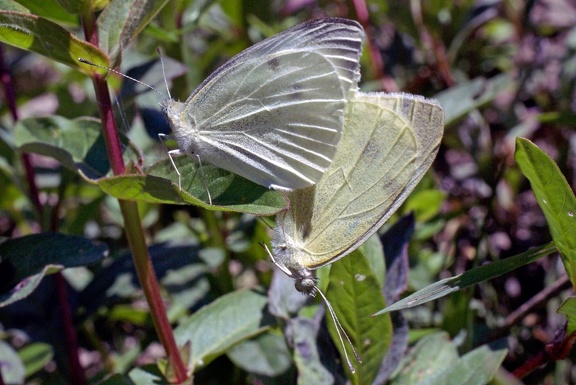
[[128, 365, 172, 385], [390, 333, 506, 385], [326, 249, 392, 384], [558, 297, 576, 336], [0, 265, 62, 308], [538, 111, 576, 126], [291, 316, 337, 385], [14, 116, 141, 180], [390, 333, 458, 385], [97, 365, 177, 385], [435, 73, 513, 127], [97, 373, 137, 385], [0, 11, 109, 75], [7, 0, 78, 23], [18, 342, 54, 378], [54, 0, 83, 14], [0, 340, 25, 384], [515, 137, 576, 287], [402, 189, 446, 222], [0, 232, 108, 306], [375, 242, 556, 315], [12, 116, 287, 214], [0, 0, 29, 12], [97, 0, 170, 66], [98, 157, 289, 215], [427, 345, 507, 385], [226, 332, 291, 377], [174, 289, 273, 371], [109, 304, 151, 325]]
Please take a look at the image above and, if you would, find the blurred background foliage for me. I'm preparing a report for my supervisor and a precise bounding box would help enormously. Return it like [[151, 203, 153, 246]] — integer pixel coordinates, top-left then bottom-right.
[[1, 0, 576, 384]]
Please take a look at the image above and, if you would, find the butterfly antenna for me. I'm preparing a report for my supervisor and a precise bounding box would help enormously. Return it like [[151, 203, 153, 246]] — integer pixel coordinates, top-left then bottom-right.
[[78, 58, 167, 99], [314, 286, 362, 374], [157, 48, 172, 100], [112, 92, 129, 133]]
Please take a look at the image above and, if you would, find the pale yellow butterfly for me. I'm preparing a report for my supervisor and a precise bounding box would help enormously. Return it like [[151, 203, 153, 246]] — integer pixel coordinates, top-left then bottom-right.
[[162, 18, 364, 193], [267, 90, 444, 370]]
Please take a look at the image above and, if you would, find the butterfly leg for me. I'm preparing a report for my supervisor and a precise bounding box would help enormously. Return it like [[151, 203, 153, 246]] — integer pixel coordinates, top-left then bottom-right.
[[166, 148, 184, 190]]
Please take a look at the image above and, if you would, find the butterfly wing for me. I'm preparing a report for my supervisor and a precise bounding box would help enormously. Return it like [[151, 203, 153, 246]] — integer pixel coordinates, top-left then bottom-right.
[[167, 18, 364, 190], [274, 92, 444, 271]]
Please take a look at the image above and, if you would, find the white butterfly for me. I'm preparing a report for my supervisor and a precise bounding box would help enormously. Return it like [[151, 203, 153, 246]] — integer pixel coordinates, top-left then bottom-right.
[[267, 91, 443, 369], [162, 18, 364, 193]]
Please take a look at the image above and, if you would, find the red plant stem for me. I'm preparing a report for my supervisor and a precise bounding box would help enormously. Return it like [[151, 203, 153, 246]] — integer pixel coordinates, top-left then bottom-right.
[[0, 44, 43, 219], [0, 44, 18, 120], [91, 74, 126, 175], [80, 6, 188, 383], [513, 327, 576, 378], [55, 273, 86, 385]]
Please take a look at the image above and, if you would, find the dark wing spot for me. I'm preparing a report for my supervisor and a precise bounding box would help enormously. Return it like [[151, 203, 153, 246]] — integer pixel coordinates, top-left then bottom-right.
[[267, 58, 280, 71]]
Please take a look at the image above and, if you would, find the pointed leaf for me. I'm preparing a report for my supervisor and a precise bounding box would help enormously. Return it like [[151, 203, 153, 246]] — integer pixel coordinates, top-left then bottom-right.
[[98, 157, 289, 214], [18, 342, 54, 377], [326, 249, 392, 385], [0, 232, 108, 291], [376, 242, 556, 314], [0, 265, 61, 308], [174, 289, 273, 370], [515, 137, 576, 286], [129, 364, 170, 385], [0, 11, 108, 75]]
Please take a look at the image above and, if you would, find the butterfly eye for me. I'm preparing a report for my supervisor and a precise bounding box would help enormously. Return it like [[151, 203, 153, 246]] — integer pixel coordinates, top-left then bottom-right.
[[295, 277, 315, 294]]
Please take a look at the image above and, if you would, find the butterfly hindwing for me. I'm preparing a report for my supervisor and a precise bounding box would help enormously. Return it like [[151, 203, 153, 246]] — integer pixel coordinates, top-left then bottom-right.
[[273, 92, 444, 271]]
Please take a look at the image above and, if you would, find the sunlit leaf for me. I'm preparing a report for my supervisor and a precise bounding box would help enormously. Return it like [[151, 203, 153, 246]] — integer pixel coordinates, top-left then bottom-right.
[[515, 137, 576, 287], [0, 11, 108, 75]]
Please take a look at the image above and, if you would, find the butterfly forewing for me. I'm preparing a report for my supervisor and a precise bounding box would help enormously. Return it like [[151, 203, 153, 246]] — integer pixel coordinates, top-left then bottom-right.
[[164, 18, 364, 190], [188, 18, 363, 102]]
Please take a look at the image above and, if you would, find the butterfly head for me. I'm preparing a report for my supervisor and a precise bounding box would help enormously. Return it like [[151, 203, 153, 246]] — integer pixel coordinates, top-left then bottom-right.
[[264, 241, 318, 296], [291, 267, 317, 296]]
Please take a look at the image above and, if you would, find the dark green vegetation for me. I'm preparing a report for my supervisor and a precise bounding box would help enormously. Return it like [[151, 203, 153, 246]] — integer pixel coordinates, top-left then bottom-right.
[[1, 1, 576, 384]]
